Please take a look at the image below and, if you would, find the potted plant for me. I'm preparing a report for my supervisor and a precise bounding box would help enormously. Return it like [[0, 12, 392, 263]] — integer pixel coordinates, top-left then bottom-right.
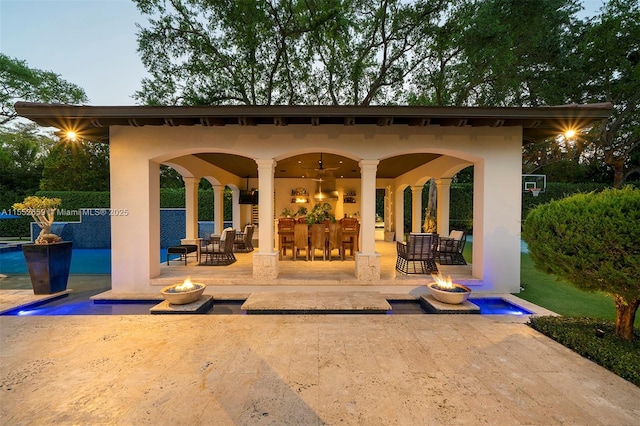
[[306, 202, 334, 224], [295, 206, 308, 218], [12, 196, 72, 294], [281, 207, 295, 218]]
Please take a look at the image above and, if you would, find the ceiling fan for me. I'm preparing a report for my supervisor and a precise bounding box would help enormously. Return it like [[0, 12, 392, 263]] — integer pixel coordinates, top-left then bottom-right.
[[306, 153, 340, 200], [307, 153, 340, 182]]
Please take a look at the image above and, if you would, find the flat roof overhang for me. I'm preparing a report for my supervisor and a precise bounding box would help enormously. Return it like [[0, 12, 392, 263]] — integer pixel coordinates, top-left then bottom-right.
[[14, 102, 613, 144]]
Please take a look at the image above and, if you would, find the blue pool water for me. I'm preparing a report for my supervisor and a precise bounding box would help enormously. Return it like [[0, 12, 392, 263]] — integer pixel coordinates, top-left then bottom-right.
[[1, 298, 533, 316], [470, 298, 533, 315], [0, 248, 171, 275], [1, 299, 245, 316]]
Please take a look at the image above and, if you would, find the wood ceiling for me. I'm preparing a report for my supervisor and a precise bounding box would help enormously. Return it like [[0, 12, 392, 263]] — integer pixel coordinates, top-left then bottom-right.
[[14, 102, 612, 179], [194, 152, 442, 179]]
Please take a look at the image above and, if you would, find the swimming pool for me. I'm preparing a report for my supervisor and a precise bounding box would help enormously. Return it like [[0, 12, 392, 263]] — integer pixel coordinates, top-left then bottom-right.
[[1, 298, 533, 316], [470, 297, 533, 315], [0, 248, 171, 275]]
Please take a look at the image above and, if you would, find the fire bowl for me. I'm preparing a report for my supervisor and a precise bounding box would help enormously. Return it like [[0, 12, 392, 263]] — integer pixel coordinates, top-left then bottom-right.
[[161, 282, 206, 305], [428, 283, 471, 305]]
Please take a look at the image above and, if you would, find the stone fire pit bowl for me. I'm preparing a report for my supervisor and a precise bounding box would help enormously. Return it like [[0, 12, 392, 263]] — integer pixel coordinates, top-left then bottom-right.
[[161, 282, 206, 305], [428, 283, 471, 305]]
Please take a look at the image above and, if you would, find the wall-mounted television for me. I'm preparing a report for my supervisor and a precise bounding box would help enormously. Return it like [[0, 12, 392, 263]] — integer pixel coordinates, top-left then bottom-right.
[[239, 190, 258, 204]]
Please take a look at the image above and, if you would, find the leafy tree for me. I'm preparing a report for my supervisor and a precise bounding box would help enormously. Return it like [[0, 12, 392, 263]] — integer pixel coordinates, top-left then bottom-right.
[[409, 0, 581, 106], [159, 164, 184, 188], [0, 54, 88, 125], [305, 0, 450, 105], [40, 139, 110, 191], [0, 122, 55, 196], [523, 187, 640, 341], [133, 0, 451, 105], [571, 0, 640, 188]]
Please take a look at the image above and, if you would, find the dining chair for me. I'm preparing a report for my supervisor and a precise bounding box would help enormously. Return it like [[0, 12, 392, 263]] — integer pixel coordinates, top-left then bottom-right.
[[278, 218, 295, 260], [327, 222, 343, 261], [309, 223, 326, 261], [293, 223, 309, 261], [340, 218, 359, 258]]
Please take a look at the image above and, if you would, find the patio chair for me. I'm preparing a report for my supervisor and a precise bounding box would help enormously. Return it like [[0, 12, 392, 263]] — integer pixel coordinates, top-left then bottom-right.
[[234, 224, 255, 252], [438, 230, 467, 265], [395, 233, 439, 274], [293, 223, 309, 261], [200, 229, 236, 265], [278, 218, 295, 260], [309, 223, 326, 261], [340, 218, 359, 258], [327, 222, 343, 261]]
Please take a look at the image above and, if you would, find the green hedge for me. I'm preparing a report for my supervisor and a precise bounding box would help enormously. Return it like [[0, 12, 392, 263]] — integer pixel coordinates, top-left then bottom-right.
[[0, 183, 617, 238], [528, 316, 640, 386], [159, 188, 232, 221], [521, 182, 610, 221], [0, 189, 234, 238]]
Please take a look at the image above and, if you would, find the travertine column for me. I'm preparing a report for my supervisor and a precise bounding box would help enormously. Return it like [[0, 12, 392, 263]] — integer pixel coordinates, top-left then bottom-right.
[[355, 159, 380, 280], [183, 176, 198, 239], [253, 158, 278, 279], [411, 186, 423, 233], [213, 184, 224, 236], [435, 178, 452, 237]]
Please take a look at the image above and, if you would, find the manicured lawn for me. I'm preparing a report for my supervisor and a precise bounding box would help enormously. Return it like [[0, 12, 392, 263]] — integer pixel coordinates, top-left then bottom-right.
[[518, 253, 632, 323], [463, 242, 637, 327]]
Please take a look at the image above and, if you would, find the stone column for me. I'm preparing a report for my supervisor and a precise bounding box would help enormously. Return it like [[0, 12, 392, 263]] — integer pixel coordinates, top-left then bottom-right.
[[231, 189, 240, 231], [183, 176, 198, 239], [253, 158, 278, 279], [411, 186, 423, 233], [435, 178, 452, 237], [394, 186, 405, 242], [355, 159, 380, 280], [213, 184, 224, 236]]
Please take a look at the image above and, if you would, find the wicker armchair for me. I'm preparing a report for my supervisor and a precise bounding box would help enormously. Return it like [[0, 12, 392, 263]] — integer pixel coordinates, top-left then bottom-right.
[[396, 233, 439, 274], [200, 229, 236, 265], [438, 230, 467, 265], [234, 225, 255, 252]]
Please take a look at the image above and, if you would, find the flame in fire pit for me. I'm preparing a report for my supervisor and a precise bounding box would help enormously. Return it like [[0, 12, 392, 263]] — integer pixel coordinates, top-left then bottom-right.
[[431, 273, 454, 290], [175, 277, 196, 292]]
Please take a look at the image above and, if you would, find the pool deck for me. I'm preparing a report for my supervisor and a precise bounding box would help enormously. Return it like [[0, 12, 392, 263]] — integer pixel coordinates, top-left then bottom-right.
[[2, 306, 639, 424], [1, 243, 639, 424]]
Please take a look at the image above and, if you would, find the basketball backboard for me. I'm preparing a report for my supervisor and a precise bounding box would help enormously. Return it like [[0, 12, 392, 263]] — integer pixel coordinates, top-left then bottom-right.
[[522, 174, 546, 193]]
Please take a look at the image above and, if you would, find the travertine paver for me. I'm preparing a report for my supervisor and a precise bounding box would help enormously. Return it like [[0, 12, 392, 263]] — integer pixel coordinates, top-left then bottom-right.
[[241, 291, 391, 313], [1, 314, 639, 425]]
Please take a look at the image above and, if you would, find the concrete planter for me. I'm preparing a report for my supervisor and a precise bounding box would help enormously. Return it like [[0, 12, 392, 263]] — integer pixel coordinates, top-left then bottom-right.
[[22, 241, 72, 294], [384, 231, 395, 242]]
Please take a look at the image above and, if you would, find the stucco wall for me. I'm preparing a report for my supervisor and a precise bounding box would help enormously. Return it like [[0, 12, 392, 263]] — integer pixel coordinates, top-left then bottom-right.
[[108, 124, 522, 292]]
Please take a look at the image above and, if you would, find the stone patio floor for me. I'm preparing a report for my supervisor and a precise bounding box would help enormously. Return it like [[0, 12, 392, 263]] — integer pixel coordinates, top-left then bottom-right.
[[1, 242, 639, 425], [1, 278, 639, 424]]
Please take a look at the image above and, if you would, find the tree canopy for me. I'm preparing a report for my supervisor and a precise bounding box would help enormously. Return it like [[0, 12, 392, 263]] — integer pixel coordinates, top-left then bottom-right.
[[134, 0, 583, 107], [572, 0, 640, 187], [0, 54, 88, 125], [132, 0, 638, 187]]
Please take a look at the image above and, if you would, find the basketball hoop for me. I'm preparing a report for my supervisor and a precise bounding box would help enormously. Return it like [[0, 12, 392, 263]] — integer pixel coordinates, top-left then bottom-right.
[[529, 188, 541, 197]]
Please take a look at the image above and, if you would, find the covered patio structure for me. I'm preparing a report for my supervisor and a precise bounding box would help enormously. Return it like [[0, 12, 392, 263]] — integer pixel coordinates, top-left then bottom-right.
[[16, 102, 612, 295]]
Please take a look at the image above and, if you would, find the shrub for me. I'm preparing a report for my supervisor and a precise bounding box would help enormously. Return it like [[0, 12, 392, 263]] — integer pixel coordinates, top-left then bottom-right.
[[523, 186, 640, 340], [528, 316, 640, 386]]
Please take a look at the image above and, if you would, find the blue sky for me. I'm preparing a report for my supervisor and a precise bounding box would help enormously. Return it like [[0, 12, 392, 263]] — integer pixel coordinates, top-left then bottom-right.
[[1, 0, 605, 106]]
